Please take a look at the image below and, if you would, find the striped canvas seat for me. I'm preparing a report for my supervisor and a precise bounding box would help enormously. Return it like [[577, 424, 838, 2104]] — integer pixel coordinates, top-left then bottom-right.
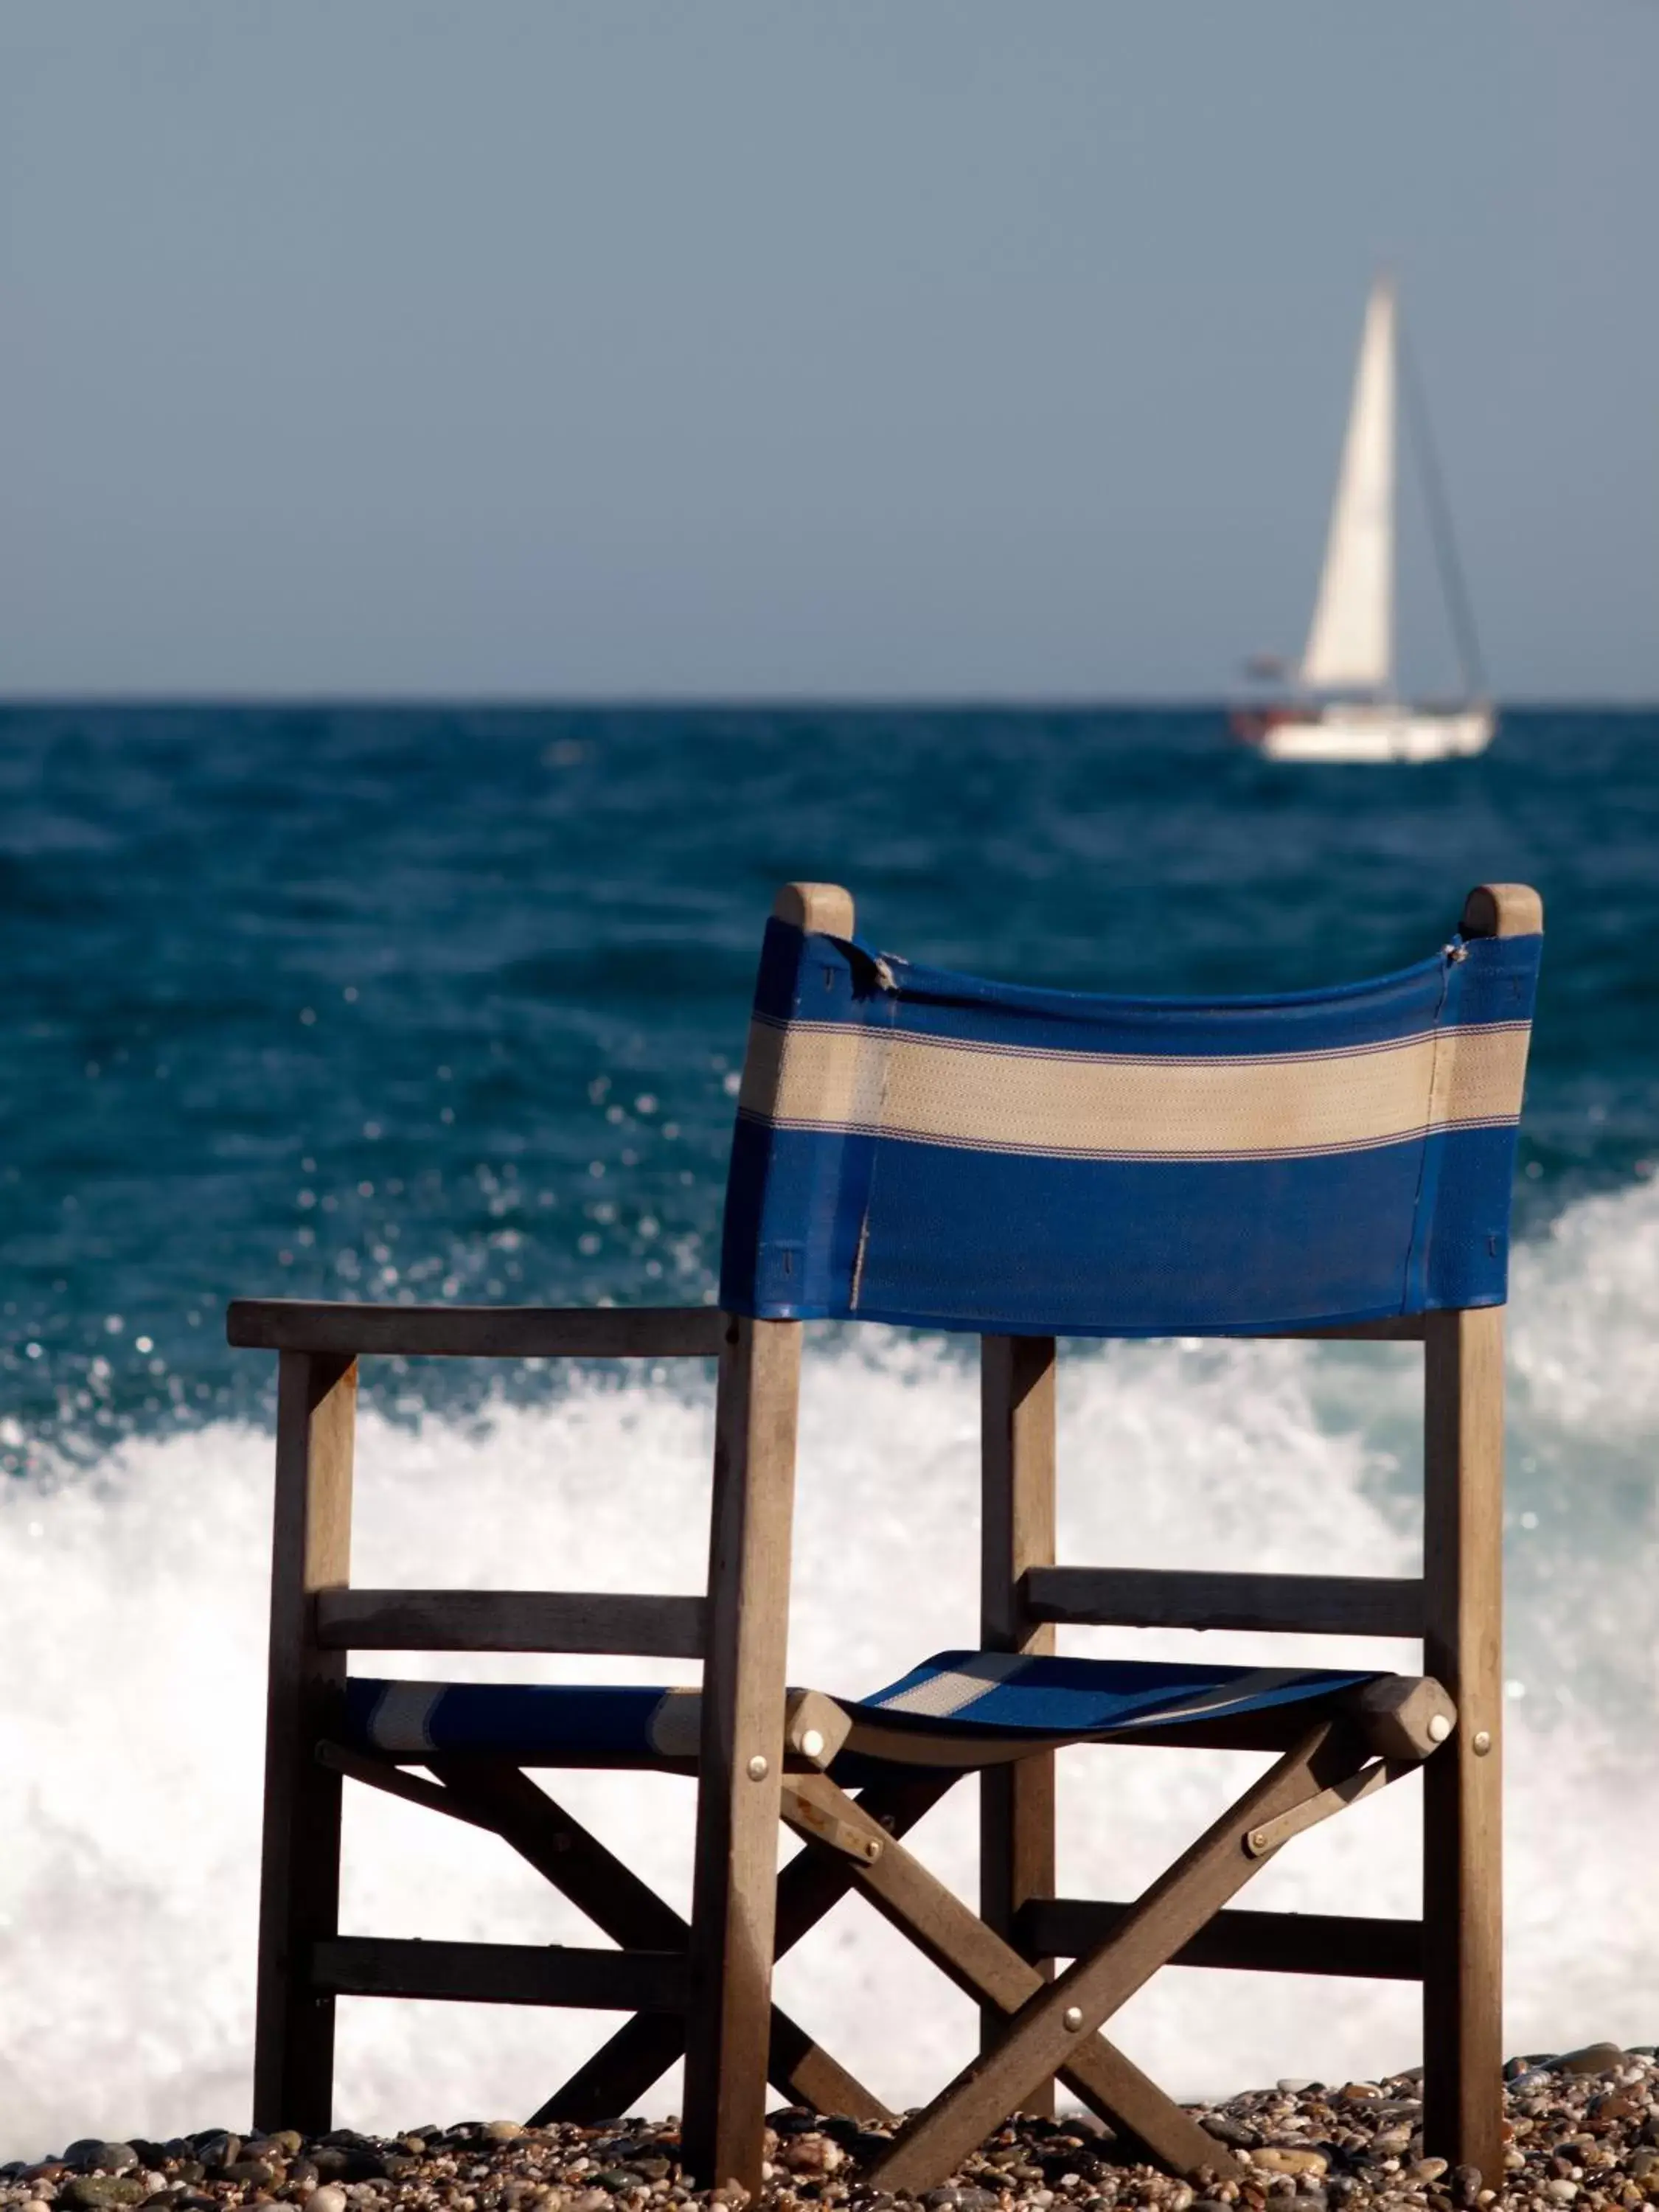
[[721, 904, 1540, 1334], [344, 1677, 712, 1763], [343, 1652, 1378, 1767], [838, 1649, 1376, 1763]]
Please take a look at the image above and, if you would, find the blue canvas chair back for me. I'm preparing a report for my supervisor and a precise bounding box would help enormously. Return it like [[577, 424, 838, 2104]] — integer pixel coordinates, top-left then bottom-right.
[[720, 885, 1542, 1336]]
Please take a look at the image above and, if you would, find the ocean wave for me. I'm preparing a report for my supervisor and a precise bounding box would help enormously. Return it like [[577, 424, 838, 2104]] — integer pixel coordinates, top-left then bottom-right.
[[1, 1175, 1656, 2152]]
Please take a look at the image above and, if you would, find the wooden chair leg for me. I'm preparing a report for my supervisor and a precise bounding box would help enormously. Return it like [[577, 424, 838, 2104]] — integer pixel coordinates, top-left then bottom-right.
[[681, 1317, 801, 2194], [1423, 1310, 1505, 2184], [253, 1352, 356, 2131], [980, 1336, 1057, 2116]]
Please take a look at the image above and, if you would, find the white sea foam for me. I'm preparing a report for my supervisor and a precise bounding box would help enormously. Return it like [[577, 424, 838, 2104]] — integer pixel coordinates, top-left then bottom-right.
[[2, 1178, 1657, 2154]]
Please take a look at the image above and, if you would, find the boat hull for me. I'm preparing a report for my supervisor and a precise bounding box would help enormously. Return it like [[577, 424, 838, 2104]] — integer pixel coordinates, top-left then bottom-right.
[[1231, 703, 1496, 763]]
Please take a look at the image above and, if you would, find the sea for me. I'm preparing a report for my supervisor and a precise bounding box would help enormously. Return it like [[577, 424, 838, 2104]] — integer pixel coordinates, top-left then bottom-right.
[[1, 703, 1656, 2152]]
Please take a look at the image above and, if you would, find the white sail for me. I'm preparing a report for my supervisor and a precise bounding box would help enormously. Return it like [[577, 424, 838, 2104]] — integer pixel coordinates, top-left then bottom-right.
[[1300, 276, 1395, 692]]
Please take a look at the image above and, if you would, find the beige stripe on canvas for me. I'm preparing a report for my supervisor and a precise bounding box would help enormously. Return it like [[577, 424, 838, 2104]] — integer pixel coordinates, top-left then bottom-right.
[[737, 1017, 1530, 1161]]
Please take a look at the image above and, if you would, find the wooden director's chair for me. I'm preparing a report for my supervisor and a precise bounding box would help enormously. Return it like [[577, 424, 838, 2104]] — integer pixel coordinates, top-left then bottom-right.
[[232, 877, 1541, 2199]]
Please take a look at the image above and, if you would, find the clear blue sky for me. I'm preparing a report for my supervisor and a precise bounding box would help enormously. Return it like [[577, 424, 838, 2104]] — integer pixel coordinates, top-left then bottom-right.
[[1, 3, 1655, 700]]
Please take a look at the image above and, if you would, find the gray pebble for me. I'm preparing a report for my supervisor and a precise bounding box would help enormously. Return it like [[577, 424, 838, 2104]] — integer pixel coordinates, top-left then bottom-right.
[[1197, 2115, 1257, 2149], [1506, 2065, 1556, 2092], [308, 2186, 349, 2212], [1551, 2042, 1627, 2076], [66, 2149, 140, 2180], [314, 2152, 387, 2185]]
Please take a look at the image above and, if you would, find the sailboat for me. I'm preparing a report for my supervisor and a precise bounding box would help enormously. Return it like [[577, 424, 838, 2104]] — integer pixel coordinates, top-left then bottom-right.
[[1231, 276, 1495, 762]]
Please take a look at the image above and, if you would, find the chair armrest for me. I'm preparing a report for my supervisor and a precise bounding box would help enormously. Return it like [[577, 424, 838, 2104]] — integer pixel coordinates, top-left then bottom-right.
[[225, 1298, 726, 1360]]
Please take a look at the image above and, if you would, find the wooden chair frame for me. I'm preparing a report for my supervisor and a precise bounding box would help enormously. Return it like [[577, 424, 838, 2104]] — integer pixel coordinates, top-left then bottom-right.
[[235, 878, 1526, 2197]]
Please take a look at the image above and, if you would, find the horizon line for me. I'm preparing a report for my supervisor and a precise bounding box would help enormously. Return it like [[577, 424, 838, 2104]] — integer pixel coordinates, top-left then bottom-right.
[[2, 692, 1658, 715]]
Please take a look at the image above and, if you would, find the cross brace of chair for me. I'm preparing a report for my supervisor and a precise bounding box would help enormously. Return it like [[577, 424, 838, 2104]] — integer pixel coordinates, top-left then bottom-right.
[[829, 1719, 1407, 2194], [319, 1743, 953, 2125], [774, 1772, 1245, 2181], [324, 1717, 1410, 2193]]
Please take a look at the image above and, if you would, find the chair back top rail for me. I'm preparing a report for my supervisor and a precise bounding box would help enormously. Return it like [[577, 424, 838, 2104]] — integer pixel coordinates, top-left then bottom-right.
[[314, 1587, 709, 1658], [1023, 1565, 1424, 1640], [228, 1299, 726, 1360], [721, 882, 1543, 1337]]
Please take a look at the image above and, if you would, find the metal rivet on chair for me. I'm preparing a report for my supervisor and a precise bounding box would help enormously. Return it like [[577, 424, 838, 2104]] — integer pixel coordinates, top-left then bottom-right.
[[1062, 2006, 1084, 2034], [800, 1728, 825, 1760], [1472, 1729, 1492, 1756], [747, 1753, 769, 1781], [1428, 1714, 1453, 1743]]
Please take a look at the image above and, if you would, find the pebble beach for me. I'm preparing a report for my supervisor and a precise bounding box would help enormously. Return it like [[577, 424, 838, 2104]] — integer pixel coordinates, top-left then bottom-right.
[[7, 2045, 1658, 2212]]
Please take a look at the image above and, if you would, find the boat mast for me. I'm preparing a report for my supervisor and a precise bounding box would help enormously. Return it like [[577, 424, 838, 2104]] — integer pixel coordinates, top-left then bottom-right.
[[1399, 321, 1489, 705]]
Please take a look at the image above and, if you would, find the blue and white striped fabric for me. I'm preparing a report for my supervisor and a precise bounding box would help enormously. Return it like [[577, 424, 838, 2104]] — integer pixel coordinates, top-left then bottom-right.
[[342, 1677, 708, 1762], [718, 915, 1540, 1334], [839, 1650, 1374, 1766], [341, 1652, 1375, 1767]]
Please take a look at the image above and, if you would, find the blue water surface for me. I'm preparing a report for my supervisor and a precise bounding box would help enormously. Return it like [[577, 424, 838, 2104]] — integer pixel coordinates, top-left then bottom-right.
[[1, 703, 1654, 1458]]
